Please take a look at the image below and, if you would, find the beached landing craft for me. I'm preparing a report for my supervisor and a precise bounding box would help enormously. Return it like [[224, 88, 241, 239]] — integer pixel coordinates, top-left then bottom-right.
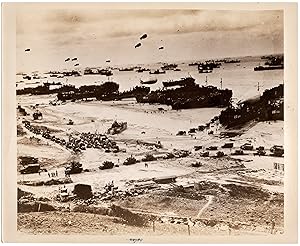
[[140, 78, 157, 85], [136, 82, 232, 110], [219, 84, 283, 128]]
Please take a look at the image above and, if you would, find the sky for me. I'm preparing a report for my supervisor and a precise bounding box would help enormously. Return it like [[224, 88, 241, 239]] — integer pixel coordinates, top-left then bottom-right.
[[16, 4, 284, 72]]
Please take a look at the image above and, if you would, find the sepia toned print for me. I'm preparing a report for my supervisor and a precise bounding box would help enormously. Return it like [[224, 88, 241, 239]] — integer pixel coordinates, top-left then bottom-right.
[[16, 4, 285, 236], [2, 2, 297, 243]]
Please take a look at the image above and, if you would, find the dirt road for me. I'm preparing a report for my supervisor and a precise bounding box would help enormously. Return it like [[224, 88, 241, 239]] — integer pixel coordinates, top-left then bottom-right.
[[197, 195, 214, 218]]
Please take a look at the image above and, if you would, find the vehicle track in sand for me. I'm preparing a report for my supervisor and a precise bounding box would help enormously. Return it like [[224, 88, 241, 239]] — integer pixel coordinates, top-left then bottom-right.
[[197, 195, 214, 218]]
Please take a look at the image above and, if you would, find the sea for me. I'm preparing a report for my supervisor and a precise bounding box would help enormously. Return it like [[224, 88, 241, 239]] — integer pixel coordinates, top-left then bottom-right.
[[16, 55, 284, 103]]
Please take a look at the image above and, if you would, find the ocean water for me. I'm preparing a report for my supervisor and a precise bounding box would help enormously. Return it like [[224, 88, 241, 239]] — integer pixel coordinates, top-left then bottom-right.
[[16, 55, 283, 102]]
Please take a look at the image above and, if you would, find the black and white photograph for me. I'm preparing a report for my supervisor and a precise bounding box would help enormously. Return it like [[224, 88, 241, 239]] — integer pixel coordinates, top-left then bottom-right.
[[2, 2, 298, 243]]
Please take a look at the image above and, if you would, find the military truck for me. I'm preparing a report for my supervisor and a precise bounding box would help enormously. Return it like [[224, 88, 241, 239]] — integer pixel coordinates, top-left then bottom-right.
[[65, 161, 83, 175]]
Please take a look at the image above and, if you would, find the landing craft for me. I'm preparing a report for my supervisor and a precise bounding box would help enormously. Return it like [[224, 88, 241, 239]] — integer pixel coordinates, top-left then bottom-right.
[[74, 63, 79, 67], [106, 60, 111, 63], [140, 33, 147, 40], [159, 46, 164, 50], [65, 58, 70, 62], [135, 43, 142, 48], [25, 48, 30, 52], [72, 58, 78, 61]]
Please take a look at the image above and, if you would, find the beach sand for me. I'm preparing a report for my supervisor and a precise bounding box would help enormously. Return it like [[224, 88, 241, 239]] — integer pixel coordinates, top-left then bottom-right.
[[17, 94, 284, 235]]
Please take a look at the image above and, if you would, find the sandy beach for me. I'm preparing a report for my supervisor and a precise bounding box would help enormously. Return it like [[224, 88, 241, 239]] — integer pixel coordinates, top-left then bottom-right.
[[17, 91, 284, 235]]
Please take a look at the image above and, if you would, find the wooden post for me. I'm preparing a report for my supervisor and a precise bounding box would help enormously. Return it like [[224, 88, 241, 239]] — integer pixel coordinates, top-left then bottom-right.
[[152, 220, 155, 232], [188, 224, 190, 235], [37, 203, 41, 212]]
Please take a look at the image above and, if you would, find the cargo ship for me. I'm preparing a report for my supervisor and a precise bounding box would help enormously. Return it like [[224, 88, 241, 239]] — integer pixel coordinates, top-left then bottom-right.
[[198, 64, 213, 73], [254, 65, 283, 71]]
